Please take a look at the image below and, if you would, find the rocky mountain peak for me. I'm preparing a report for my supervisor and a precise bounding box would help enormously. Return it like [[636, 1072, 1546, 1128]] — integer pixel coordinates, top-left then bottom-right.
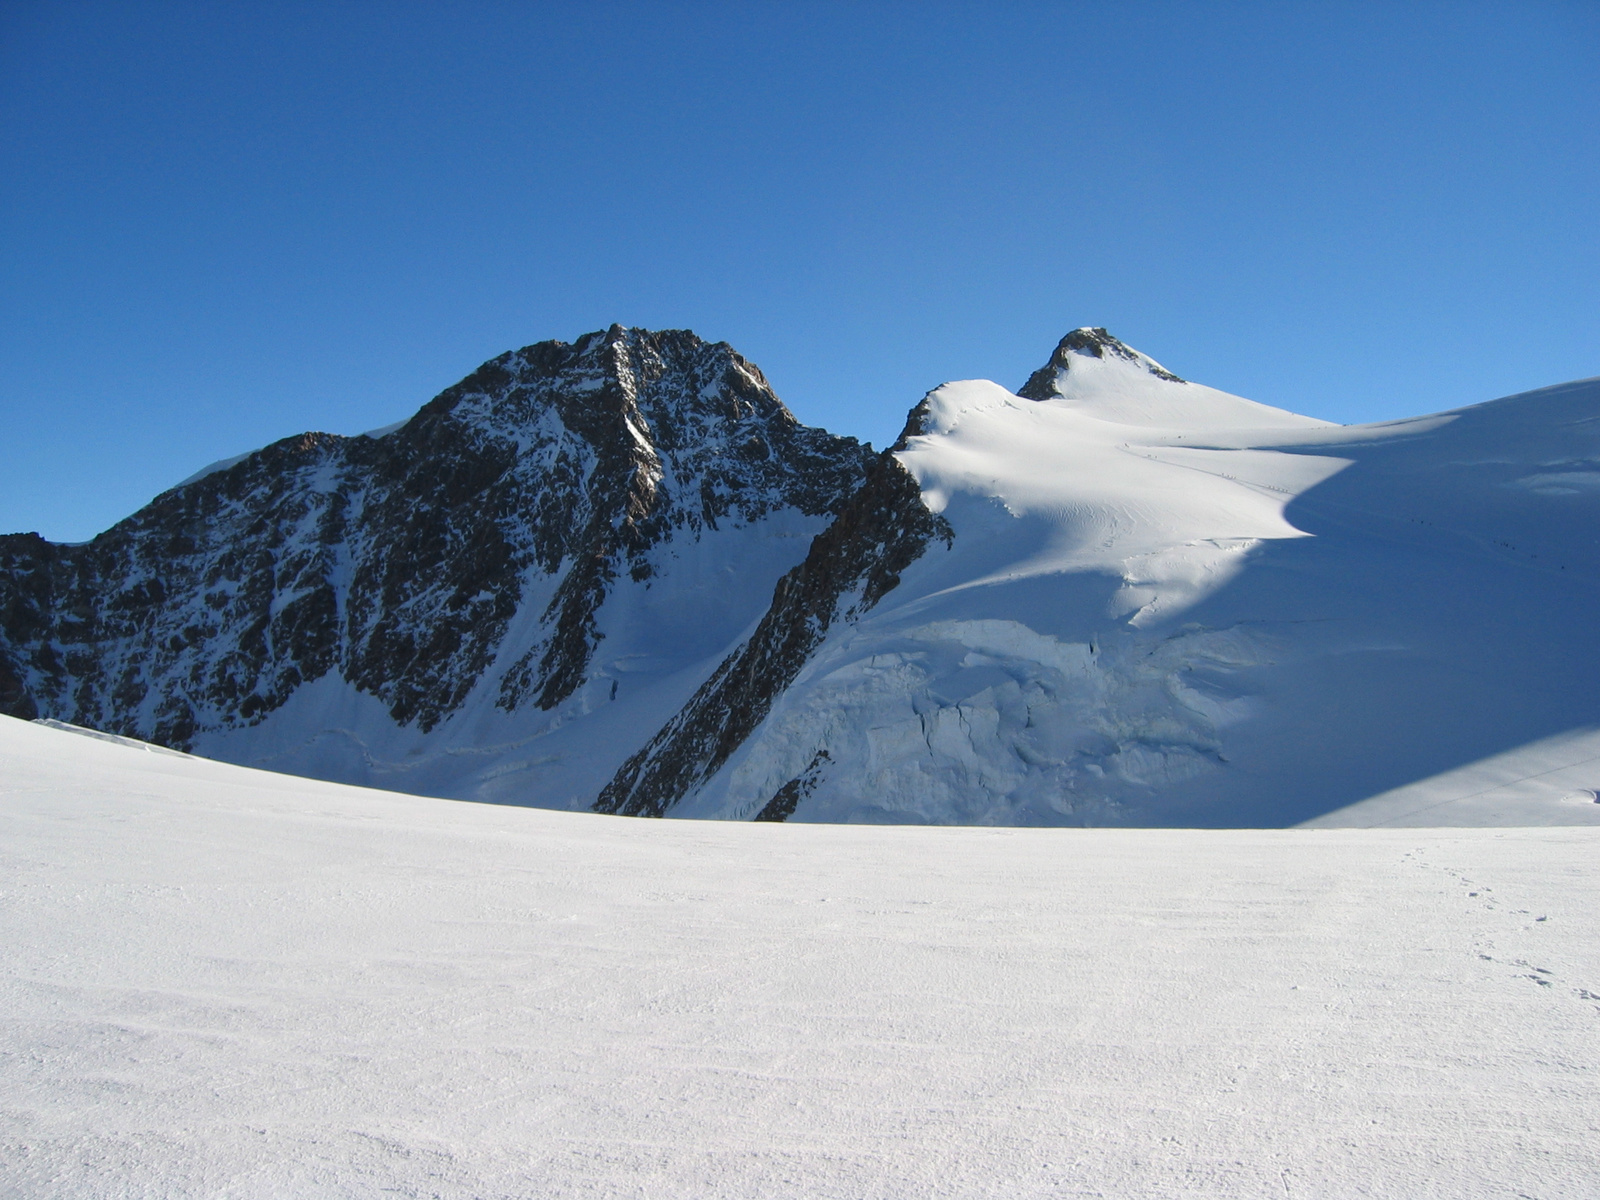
[[1017, 327, 1185, 400], [426, 327, 765, 425], [0, 328, 874, 753]]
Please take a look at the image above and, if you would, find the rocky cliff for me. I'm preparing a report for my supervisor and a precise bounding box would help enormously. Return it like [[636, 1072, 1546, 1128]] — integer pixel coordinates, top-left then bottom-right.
[[0, 327, 873, 774]]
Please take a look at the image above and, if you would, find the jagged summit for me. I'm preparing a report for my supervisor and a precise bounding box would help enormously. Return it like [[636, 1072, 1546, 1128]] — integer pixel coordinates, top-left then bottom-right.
[[424, 325, 799, 456], [176, 327, 803, 490], [1017, 327, 1185, 399]]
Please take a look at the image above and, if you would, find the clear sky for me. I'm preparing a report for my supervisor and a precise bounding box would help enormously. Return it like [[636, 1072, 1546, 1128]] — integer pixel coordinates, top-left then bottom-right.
[[3, 1, 1597, 542]]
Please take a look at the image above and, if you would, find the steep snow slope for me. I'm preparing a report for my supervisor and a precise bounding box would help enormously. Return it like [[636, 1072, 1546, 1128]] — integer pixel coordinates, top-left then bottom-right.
[[623, 330, 1600, 826], [5, 715, 1598, 1199], [0, 328, 872, 809]]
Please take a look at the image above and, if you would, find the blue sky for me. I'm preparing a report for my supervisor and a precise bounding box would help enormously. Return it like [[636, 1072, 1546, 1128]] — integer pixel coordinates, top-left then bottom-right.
[[2, 1, 1596, 542]]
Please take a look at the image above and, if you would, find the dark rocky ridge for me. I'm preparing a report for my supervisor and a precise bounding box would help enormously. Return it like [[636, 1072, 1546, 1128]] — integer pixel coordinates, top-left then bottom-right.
[[754, 747, 831, 822], [1017, 327, 1185, 399], [593, 449, 951, 818], [0, 327, 873, 749]]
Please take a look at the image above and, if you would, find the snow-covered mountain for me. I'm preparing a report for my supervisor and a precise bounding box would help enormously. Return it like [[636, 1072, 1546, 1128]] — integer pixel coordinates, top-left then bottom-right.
[[5, 325, 1599, 825], [0, 327, 873, 807], [601, 329, 1600, 826]]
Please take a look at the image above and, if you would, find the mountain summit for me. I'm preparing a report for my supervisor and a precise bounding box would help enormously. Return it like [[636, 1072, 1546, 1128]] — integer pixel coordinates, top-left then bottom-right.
[[1017, 326, 1186, 398], [0, 327, 873, 804]]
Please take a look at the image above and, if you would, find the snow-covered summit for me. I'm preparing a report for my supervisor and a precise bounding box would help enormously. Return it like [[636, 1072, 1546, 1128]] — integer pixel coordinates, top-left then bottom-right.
[[1013, 327, 1332, 432], [1017, 326, 1186, 395]]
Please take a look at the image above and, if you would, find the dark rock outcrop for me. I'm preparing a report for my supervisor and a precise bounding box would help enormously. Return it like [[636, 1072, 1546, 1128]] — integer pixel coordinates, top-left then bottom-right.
[[593, 449, 951, 818], [0, 327, 873, 748], [754, 747, 832, 822]]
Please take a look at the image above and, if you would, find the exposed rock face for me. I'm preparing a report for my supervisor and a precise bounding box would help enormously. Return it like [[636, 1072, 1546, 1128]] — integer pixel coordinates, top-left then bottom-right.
[[593, 450, 951, 818], [754, 747, 831, 822], [1017, 326, 1184, 399], [0, 327, 873, 749]]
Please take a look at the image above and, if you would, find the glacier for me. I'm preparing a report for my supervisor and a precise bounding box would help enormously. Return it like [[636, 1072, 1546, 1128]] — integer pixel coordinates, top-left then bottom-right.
[[631, 330, 1600, 826]]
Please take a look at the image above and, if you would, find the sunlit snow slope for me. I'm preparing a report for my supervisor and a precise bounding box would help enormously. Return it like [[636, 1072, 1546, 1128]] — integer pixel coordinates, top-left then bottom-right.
[[4, 715, 1598, 1199], [670, 332, 1600, 826]]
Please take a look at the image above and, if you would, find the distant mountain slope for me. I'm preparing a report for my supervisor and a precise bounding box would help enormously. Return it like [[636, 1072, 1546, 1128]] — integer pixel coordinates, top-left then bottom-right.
[[601, 330, 1600, 826], [0, 327, 874, 806]]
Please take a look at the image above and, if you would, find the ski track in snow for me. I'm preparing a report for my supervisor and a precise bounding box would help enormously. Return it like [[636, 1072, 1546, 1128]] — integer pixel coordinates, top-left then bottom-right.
[[3, 716, 1598, 1198]]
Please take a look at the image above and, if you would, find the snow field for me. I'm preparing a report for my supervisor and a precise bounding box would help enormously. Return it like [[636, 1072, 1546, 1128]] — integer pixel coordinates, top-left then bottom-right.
[[4, 717, 1597, 1198], [686, 358, 1600, 826]]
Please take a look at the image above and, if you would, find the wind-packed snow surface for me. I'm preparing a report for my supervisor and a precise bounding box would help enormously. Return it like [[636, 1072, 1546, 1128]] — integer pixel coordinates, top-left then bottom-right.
[[669, 335, 1600, 825], [4, 715, 1598, 1199]]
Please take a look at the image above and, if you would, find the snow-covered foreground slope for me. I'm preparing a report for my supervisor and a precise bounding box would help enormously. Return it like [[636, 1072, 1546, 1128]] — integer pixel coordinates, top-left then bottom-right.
[[632, 332, 1600, 826], [5, 716, 1598, 1199]]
